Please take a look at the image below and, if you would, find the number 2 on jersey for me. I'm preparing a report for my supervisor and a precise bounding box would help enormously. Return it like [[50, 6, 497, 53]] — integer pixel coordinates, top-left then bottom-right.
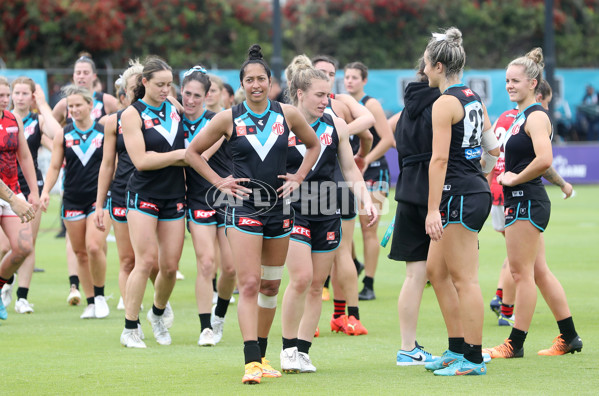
[[462, 101, 484, 148]]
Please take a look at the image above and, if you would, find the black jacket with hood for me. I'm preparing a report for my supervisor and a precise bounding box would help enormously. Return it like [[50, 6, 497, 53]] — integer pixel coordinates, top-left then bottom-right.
[[394, 81, 440, 205]]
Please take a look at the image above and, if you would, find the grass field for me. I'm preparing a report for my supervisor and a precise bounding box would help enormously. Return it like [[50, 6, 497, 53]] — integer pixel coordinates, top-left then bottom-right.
[[3, 185, 598, 395]]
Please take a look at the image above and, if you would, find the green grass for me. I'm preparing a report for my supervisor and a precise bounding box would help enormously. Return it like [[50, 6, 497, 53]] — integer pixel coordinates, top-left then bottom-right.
[[4, 186, 598, 395]]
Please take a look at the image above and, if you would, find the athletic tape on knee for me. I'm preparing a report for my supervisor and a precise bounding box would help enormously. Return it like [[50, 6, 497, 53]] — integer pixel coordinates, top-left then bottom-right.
[[261, 265, 283, 281], [258, 292, 278, 308]]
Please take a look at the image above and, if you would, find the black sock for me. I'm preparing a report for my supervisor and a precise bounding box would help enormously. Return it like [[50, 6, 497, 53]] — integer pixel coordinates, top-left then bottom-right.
[[86, 297, 94, 305], [125, 318, 138, 330], [363, 276, 374, 289], [7, 275, 14, 284], [136, 318, 141, 325], [323, 276, 330, 289], [353, 258, 362, 269], [93, 285, 104, 297], [16, 287, 29, 300], [557, 316, 578, 344], [297, 339, 312, 354], [258, 337, 268, 358], [448, 337, 465, 354], [244, 340, 261, 364], [69, 275, 80, 289], [509, 327, 528, 351], [463, 343, 483, 364], [282, 337, 298, 350], [199, 313, 212, 330], [214, 297, 230, 318], [152, 304, 165, 316], [347, 306, 360, 320], [212, 277, 217, 292]]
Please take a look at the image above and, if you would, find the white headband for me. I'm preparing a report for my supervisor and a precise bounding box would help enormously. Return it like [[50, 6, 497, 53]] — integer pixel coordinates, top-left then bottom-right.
[[433, 33, 447, 41]]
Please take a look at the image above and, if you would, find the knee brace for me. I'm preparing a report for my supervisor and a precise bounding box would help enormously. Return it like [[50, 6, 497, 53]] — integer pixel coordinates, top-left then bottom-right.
[[257, 265, 283, 308]]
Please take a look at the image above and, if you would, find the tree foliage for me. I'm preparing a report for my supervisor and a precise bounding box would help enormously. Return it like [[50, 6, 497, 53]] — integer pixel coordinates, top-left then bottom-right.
[[0, 0, 269, 69], [1, 0, 127, 67], [1, 0, 599, 69]]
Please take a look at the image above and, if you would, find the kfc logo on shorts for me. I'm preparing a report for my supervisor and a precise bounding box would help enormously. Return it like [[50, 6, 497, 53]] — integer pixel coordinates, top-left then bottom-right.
[[292, 226, 311, 238], [320, 133, 332, 146], [65, 210, 84, 218], [272, 122, 285, 136], [171, 111, 181, 122], [239, 217, 263, 227], [177, 203, 185, 212], [139, 201, 159, 212], [144, 119, 154, 129], [505, 207, 515, 216], [236, 126, 247, 136], [283, 219, 290, 228], [194, 209, 215, 219], [112, 207, 126, 217], [462, 88, 475, 97], [327, 232, 336, 241]]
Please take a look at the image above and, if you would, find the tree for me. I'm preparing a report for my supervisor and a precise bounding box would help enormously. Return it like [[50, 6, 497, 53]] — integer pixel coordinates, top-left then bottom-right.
[[0, 0, 126, 67], [2, 0, 599, 69]]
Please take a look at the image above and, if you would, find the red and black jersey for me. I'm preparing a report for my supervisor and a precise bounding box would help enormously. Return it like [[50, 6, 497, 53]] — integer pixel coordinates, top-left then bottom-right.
[[0, 110, 22, 194], [490, 108, 518, 205]]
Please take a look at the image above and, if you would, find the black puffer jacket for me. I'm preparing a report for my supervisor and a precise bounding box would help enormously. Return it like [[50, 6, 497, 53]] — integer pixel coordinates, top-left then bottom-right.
[[394, 81, 440, 205]]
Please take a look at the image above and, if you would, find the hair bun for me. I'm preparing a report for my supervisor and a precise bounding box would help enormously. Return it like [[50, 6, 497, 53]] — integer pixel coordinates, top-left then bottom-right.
[[445, 27, 463, 47], [248, 44, 264, 61], [291, 55, 311, 71], [285, 54, 312, 82], [78, 51, 92, 59], [526, 47, 544, 68]]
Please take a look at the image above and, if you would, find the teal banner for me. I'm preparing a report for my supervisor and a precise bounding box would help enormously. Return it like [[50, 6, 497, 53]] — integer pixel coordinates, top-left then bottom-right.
[[0, 69, 49, 98], [194, 68, 599, 122]]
